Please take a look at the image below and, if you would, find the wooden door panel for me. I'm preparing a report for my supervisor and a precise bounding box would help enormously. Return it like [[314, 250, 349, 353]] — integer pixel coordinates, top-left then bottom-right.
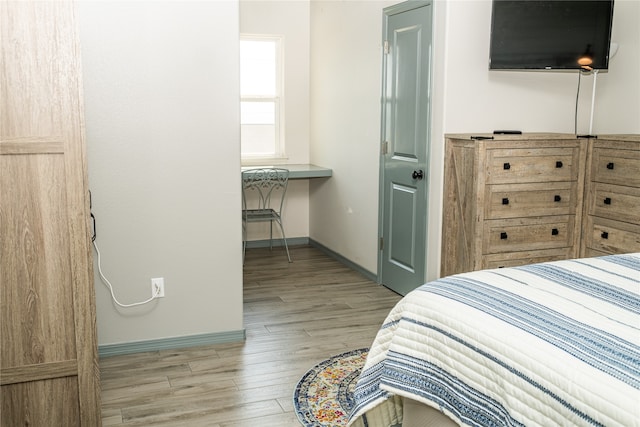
[[1, 153, 76, 368], [1, 2, 74, 137], [2, 378, 81, 427], [1, 1, 101, 425]]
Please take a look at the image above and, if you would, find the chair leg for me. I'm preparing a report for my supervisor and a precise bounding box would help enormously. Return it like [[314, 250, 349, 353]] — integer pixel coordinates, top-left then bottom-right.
[[276, 219, 292, 263], [242, 221, 246, 265], [269, 220, 273, 250]]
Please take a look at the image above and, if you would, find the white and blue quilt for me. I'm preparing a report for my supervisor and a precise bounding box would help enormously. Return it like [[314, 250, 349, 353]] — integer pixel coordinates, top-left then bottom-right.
[[349, 254, 640, 427]]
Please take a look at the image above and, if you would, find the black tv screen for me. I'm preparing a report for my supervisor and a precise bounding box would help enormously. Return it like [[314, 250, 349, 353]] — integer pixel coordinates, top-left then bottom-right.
[[489, 0, 614, 70]]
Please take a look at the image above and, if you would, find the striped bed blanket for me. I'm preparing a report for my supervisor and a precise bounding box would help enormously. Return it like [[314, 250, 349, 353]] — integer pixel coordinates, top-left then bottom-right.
[[348, 253, 640, 427]]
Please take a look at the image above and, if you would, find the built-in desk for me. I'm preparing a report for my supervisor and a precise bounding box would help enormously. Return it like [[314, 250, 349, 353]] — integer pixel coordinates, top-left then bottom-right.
[[241, 164, 332, 179]]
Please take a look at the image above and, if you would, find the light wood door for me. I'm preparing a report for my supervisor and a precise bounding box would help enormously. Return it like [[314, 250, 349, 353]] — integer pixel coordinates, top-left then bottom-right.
[[379, 1, 432, 296], [0, 1, 101, 425]]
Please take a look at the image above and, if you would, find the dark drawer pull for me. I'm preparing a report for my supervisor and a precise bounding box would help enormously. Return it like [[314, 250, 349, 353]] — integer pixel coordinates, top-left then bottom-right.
[[604, 197, 611, 205], [556, 161, 563, 168], [503, 162, 511, 170], [606, 162, 615, 170], [500, 232, 508, 240], [554, 195, 562, 202], [601, 231, 609, 239], [551, 228, 559, 236], [502, 198, 509, 205]]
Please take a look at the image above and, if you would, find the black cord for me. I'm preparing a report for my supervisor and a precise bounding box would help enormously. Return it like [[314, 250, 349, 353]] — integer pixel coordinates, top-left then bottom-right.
[[91, 212, 97, 242], [574, 70, 582, 134], [89, 190, 96, 241]]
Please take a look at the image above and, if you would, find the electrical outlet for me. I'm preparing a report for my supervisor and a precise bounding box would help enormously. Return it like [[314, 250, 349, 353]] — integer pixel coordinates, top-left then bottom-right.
[[151, 277, 165, 298]]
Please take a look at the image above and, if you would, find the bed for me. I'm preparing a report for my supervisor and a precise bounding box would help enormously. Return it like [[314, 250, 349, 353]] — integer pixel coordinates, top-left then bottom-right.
[[348, 253, 640, 427]]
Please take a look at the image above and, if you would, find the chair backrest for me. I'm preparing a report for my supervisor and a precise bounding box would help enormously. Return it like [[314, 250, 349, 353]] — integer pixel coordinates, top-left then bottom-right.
[[241, 168, 289, 214]]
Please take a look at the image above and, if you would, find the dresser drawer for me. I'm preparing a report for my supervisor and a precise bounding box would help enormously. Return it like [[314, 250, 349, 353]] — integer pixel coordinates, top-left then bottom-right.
[[589, 183, 640, 224], [486, 182, 577, 219], [584, 216, 640, 254], [482, 248, 573, 269], [483, 216, 574, 254], [486, 146, 580, 184], [591, 148, 640, 187]]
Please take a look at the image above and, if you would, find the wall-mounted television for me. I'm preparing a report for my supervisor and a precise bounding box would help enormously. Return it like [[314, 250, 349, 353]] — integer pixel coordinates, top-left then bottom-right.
[[489, 0, 614, 70]]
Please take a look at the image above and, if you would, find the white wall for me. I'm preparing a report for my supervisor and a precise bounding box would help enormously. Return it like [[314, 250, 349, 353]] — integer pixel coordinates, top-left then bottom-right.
[[592, 0, 640, 134], [440, 0, 639, 135], [309, 0, 640, 282], [240, 0, 312, 242], [78, 1, 243, 346], [310, 0, 396, 272]]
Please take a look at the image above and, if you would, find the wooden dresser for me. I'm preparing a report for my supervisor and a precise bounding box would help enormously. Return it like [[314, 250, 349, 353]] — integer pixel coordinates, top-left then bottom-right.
[[441, 133, 640, 276], [581, 136, 640, 257]]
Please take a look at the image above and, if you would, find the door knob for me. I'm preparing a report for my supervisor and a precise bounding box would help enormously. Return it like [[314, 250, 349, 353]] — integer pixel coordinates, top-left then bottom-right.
[[412, 170, 424, 180]]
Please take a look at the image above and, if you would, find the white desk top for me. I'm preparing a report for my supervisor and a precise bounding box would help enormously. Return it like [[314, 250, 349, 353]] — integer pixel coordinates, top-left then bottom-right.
[[241, 164, 332, 179]]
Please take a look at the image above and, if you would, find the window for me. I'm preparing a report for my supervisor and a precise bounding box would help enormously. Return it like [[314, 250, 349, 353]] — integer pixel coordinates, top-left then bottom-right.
[[240, 35, 284, 160]]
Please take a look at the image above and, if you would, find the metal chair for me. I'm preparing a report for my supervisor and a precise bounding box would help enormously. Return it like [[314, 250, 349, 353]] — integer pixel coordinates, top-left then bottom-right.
[[242, 168, 292, 263]]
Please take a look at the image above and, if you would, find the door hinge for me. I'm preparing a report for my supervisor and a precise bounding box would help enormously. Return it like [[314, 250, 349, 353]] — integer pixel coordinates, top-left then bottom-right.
[[383, 40, 389, 54], [379, 237, 384, 250], [381, 141, 388, 155]]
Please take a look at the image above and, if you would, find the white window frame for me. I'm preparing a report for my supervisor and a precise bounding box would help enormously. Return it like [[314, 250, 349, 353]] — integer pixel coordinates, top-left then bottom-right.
[[240, 34, 285, 162]]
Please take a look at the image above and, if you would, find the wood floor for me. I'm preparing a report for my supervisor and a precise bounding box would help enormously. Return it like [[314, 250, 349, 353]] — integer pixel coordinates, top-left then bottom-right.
[[100, 245, 402, 426]]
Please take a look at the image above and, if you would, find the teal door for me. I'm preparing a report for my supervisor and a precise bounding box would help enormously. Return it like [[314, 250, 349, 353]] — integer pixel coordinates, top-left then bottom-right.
[[378, 1, 432, 296]]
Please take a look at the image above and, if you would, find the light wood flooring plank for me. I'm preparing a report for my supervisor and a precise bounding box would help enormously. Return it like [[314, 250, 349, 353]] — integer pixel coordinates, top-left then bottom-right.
[[100, 245, 401, 425]]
